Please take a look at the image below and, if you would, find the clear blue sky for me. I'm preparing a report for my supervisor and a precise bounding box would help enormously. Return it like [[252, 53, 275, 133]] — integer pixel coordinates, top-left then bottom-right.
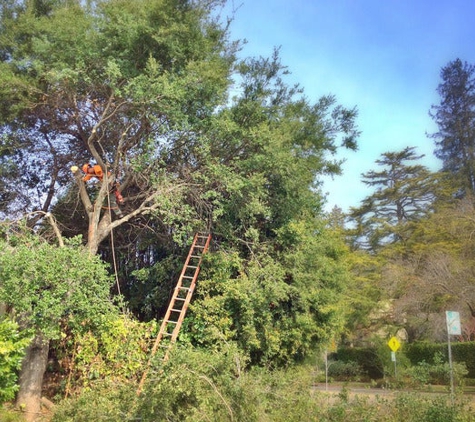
[[222, 0, 475, 212]]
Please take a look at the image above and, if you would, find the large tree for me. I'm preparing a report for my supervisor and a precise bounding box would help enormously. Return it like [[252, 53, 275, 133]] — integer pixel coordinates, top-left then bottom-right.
[[430, 58, 475, 195], [0, 0, 235, 254], [0, 0, 361, 405], [0, 230, 118, 420], [379, 195, 475, 341], [0, 0, 359, 300], [349, 147, 441, 251]]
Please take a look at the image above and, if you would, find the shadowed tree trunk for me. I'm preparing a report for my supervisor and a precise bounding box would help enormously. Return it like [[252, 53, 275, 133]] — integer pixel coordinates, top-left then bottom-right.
[[15, 214, 61, 420], [16, 334, 49, 422]]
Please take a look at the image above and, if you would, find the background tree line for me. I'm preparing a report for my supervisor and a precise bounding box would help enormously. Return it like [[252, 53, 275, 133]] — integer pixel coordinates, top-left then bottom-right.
[[347, 58, 475, 344]]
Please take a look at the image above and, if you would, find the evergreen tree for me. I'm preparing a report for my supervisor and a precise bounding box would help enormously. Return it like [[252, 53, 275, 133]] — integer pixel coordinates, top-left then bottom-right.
[[0, 0, 361, 406], [430, 58, 475, 194], [349, 147, 440, 251]]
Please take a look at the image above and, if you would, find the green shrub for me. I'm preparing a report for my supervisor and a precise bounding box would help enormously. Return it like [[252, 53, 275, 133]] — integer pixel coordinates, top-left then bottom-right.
[[0, 317, 32, 403], [335, 346, 384, 379], [327, 360, 365, 381], [403, 352, 468, 388], [52, 358, 475, 422], [50, 315, 157, 395], [0, 405, 24, 422], [406, 341, 475, 378]]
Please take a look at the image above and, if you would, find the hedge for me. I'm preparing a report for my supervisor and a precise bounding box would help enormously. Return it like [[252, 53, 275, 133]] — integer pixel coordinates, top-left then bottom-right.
[[334, 347, 384, 379], [335, 342, 475, 380], [404, 341, 475, 378]]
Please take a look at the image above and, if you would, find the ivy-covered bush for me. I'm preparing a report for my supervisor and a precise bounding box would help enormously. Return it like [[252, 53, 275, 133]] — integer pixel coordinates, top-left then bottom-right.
[[51, 315, 157, 394]]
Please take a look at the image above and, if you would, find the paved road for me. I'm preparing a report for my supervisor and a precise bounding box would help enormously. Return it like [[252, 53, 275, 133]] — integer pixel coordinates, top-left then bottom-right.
[[313, 384, 475, 401], [315, 384, 393, 395]]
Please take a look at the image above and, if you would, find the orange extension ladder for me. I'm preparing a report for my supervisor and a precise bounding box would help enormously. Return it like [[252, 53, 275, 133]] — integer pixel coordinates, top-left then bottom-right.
[[137, 233, 212, 395]]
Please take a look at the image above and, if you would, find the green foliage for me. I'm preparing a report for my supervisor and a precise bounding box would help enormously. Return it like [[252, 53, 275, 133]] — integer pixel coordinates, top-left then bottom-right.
[[51, 358, 475, 422], [327, 360, 364, 381], [341, 249, 385, 342], [430, 58, 475, 195], [0, 317, 31, 403], [53, 345, 251, 422], [56, 315, 157, 391], [185, 219, 351, 367], [0, 233, 118, 340], [406, 341, 475, 378], [377, 197, 475, 341], [0, 0, 363, 404], [349, 147, 442, 251], [392, 393, 471, 422], [403, 351, 468, 388], [0, 405, 24, 422], [335, 346, 384, 379]]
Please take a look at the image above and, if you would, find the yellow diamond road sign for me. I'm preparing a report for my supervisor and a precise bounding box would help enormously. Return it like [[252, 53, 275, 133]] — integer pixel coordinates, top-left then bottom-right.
[[387, 336, 401, 352]]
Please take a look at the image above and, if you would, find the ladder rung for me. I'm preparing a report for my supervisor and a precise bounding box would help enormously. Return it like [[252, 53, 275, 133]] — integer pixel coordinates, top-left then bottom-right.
[[137, 233, 211, 395]]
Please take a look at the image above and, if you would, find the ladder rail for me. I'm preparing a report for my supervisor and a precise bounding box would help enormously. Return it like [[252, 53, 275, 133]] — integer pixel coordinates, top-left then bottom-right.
[[137, 233, 211, 395]]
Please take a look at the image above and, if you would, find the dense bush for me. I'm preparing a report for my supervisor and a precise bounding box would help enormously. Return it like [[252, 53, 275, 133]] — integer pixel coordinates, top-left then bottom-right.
[[48, 315, 157, 395], [403, 351, 468, 387], [51, 355, 475, 422], [334, 347, 384, 379], [405, 341, 475, 378], [0, 317, 31, 403], [327, 360, 365, 381]]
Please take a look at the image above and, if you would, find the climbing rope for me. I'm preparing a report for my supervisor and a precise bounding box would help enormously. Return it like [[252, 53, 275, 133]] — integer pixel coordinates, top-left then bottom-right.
[[104, 163, 122, 296]]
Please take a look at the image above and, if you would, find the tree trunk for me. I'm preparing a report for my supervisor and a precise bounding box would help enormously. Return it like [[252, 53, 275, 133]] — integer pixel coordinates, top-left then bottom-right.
[[16, 334, 50, 422]]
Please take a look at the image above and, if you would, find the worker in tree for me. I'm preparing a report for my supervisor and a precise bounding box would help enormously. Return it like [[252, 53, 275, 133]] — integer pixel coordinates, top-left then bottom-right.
[[73, 163, 125, 217], [82, 163, 106, 181]]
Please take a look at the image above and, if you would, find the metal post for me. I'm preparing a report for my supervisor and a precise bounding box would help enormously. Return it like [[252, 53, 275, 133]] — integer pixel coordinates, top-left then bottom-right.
[[447, 326, 455, 401], [325, 349, 329, 391], [391, 351, 397, 378]]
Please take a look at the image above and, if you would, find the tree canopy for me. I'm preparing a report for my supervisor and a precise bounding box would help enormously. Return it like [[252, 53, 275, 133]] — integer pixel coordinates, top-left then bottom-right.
[[3, 1, 475, 419], [349, 147, 441, 251], [0, 0, 361, 413], [430, 58, 475, 195]]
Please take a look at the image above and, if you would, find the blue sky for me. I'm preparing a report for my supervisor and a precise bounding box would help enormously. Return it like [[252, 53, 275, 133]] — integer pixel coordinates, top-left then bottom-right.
[[222, 0, 475, 212]]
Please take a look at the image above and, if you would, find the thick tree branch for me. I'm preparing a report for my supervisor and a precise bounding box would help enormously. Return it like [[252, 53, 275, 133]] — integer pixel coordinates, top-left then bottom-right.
[[71, 167, 93, 212]]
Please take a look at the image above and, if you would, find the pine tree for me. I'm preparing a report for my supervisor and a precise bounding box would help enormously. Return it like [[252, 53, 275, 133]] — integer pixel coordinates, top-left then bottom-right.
[[430, 58, 475, 194], [349, 147, 439, 250]]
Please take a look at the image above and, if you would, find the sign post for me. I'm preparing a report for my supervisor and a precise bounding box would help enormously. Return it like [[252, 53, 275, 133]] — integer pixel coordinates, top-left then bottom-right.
[[446, 311, 461, 400], [387, 336, 401, 377]]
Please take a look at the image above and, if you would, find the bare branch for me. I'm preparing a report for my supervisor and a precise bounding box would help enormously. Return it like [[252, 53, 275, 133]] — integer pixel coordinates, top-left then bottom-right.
[[70, 167, 93, 212]]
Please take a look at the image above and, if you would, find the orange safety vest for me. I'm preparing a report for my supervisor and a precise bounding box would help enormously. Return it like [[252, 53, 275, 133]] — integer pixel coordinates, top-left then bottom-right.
[[82, 164, 105, 181]]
